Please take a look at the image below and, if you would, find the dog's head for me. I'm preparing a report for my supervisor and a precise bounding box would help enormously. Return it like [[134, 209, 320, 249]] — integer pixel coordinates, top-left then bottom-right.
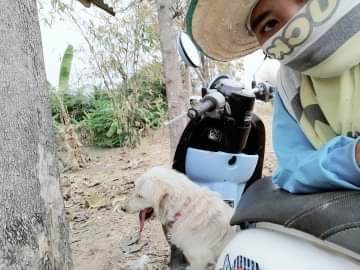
[[123, 166, 173, 230]]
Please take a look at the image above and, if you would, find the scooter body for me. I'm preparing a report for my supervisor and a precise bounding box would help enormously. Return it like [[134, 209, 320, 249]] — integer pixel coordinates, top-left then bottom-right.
[[216, 225, 360, 270], [173, 100, 266, 208]]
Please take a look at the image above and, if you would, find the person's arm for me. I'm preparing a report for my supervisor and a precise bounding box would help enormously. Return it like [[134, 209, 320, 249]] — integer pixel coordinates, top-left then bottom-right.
[[272, 93, 360, 193]]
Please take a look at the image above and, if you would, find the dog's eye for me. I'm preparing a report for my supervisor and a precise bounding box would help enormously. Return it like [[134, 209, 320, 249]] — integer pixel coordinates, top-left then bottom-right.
[[136, 194, 144, 199]]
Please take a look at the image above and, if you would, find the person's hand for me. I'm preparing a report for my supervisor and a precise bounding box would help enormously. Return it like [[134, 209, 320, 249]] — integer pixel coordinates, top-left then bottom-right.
[[356, 141, 360, 167]]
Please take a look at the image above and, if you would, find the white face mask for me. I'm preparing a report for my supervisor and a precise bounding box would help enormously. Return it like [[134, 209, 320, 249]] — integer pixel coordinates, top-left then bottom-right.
[[261, 1, 309, 61], [261, 0, 358, 75]]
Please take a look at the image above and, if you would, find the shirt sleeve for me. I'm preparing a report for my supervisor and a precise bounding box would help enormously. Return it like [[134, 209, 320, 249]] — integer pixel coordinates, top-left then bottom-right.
[[272, 93, 360, 193]]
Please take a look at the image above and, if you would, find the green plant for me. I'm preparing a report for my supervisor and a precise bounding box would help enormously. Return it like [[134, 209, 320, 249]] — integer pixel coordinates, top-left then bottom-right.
[[52, 45, 87, 169], [80, 73, 167, 148], [83, 98, 123, 147], [50, 90, 95, 122]]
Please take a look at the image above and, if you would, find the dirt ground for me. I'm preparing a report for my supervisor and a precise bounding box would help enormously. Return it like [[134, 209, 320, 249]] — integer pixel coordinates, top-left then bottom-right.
[[61, 103, 276, 270]]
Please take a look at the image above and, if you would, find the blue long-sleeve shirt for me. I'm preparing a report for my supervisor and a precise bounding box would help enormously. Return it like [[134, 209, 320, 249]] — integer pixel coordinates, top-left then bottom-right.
[[272, 93, 360, 193]]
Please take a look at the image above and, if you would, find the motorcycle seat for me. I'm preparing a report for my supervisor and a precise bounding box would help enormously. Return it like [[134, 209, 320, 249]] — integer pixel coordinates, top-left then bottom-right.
[[231, 177, 360, 255]]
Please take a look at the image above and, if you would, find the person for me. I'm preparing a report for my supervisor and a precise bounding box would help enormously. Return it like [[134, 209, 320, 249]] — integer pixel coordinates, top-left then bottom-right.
[[186, 0, 360, 193]]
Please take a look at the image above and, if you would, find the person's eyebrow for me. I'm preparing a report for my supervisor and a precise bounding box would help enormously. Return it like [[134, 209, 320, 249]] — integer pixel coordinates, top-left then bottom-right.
[[250, 10, 272, 32]]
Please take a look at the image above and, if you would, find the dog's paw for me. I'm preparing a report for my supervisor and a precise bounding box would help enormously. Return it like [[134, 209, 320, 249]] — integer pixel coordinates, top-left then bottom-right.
[[112, 197, 127, 213]]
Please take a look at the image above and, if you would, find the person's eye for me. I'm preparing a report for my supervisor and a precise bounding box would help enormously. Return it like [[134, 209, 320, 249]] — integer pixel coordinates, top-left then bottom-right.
[[261, 19, 279, 34]]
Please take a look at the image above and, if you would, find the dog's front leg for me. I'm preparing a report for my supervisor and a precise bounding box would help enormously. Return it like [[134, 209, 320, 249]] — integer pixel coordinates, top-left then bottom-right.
[[184, 251, 215, 270], [186, 262, 214, 270]]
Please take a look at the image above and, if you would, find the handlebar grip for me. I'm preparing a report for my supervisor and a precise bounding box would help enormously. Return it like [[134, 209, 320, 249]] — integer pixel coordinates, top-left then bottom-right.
[[188, 99, 216, 119], [253, 87, 273, 102]]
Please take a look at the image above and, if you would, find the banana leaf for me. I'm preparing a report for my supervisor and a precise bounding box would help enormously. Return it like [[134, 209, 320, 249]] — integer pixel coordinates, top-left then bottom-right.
[[58, 45, 74, 95]]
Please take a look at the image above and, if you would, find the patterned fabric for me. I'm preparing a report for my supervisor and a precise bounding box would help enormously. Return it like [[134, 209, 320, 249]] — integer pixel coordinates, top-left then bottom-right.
[[263, 0, 360, 149]]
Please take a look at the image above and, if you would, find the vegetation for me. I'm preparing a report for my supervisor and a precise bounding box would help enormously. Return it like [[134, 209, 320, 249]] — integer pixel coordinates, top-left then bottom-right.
[[50, 63, 167, 148], [51, 45, 88, 169]]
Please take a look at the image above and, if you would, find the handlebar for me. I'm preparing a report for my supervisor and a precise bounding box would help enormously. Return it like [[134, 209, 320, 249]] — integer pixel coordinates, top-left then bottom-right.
[[188, 99, 216, 119], [186, 79, 275, 120], [253, 82, 275, 102]]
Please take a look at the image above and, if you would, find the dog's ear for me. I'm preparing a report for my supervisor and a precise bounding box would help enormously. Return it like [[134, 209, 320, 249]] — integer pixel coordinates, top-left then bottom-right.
[[158, 193, 169, 212], [155, 191, 170, 224], [153, 181, 171, 216]]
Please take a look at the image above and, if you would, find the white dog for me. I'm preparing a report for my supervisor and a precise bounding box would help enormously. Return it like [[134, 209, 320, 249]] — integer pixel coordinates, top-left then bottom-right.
[[123, 166, 236, 270]]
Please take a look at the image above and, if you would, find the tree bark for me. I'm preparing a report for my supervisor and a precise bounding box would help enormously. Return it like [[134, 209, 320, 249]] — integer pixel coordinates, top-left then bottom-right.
[[184, 64, 193, 95], [157, 0, 188, 157], [0, 1, 73, 269], [201, 55, 211, 84], [157, 1, 190, 268]]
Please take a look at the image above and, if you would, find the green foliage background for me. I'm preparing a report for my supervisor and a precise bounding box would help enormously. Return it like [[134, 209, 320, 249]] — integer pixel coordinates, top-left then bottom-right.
[[50, 70, 167, 148]]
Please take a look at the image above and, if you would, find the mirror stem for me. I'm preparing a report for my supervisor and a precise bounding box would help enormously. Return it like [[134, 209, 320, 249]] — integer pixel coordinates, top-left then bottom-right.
[[194, 68, 206, 87]]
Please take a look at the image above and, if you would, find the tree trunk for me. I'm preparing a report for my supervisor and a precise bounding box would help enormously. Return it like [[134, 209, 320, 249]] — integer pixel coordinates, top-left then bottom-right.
[[184, 64, 193, 95], [157, 0, 188, 157], [201, 55, 211, 84], [0, 1, 73, 269], [157, 1, 190, 268]]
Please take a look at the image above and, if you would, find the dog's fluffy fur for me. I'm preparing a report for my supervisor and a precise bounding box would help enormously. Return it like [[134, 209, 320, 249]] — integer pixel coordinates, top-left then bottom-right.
[[124, 166, 236, 270]]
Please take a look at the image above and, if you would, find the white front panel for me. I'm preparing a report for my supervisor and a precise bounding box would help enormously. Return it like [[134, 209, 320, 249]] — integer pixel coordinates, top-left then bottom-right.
[[216, 228, 360, 270]]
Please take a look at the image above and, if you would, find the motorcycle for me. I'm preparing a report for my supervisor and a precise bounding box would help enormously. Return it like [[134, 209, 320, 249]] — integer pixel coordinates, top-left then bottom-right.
[[169, 32, 360, 270]]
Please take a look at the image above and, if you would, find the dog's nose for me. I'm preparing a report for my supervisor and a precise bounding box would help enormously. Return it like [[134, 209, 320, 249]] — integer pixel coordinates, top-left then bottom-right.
[[121, 206, 127, 212]]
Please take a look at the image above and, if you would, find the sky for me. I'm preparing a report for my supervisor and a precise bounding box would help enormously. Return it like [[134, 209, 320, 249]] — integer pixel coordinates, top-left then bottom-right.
[[40, 12, 86, 88], [242, 50, 280, 88], [39, 4, 279, 90]]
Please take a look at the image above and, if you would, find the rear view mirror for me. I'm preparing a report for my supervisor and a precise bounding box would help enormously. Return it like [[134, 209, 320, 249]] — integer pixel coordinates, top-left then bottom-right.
[[177, 32, 202, 68]]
